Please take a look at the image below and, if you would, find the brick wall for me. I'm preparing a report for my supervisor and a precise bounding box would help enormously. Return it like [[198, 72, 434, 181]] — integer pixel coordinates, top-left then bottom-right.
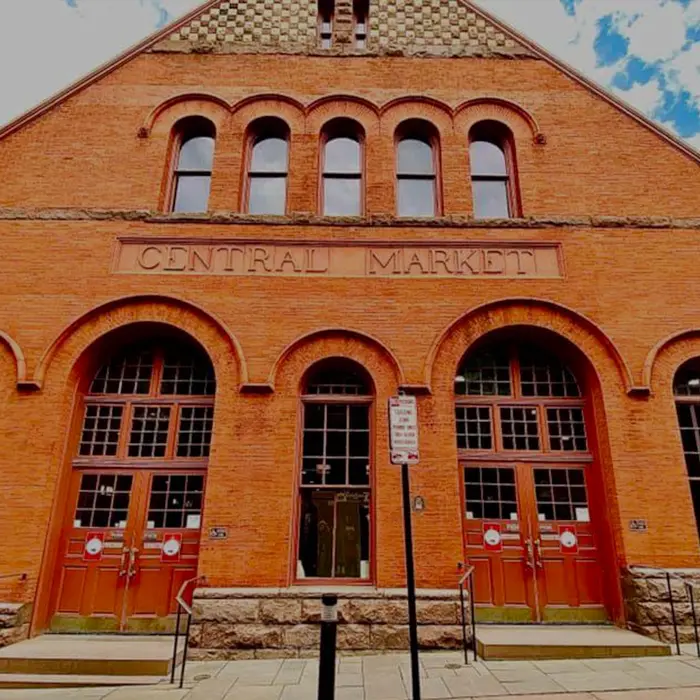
[[0, 39, 699, 631]]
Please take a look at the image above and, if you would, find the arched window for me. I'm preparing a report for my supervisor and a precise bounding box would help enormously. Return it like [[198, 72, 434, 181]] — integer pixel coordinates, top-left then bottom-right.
[[353, 0, 369, 48], [674, 359, 700, 537], [318, 0, 334, 48], [321, 120, 363, 216], [469, 121, 517, 219], [171, 118, 216, 213], [297, 360, 372, 581], [81, 341, 215, 462], [245, 118, 289, 215], [396, 121, 439, 217]]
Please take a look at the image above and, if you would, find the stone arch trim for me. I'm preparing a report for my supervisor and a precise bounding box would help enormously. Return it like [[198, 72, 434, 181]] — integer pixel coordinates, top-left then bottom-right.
[[32, 294, 248, 389], [306, 95, 380, 118], [643, 329, 700, 392], [141, 92, 232, 134], [380, 96, 454, 136], [425, 298, 635, 394], [268, 328, 406, 392], [454, 97, 542, 141], [0, 330, 28, 386]]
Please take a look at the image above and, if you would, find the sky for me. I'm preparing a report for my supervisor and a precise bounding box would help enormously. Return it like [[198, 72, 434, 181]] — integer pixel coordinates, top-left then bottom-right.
[[0, 0, 698, 152]]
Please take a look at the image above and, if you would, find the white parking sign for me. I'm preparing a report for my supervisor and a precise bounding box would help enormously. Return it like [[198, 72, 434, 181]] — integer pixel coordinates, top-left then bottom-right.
[[389, 396, 420, 465]]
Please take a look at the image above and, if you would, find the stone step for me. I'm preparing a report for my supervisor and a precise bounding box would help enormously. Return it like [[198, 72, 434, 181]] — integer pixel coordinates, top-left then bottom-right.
[[0, 634, 181, 677], [476, 624, 672, 661], [0, 673, 162, 689]]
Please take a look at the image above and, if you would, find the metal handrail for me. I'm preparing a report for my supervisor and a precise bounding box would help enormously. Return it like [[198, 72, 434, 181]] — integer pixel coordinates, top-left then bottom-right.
[[629, 565, 700, 657], [170, 575, 206, 688], [457, 564, 477, 664]]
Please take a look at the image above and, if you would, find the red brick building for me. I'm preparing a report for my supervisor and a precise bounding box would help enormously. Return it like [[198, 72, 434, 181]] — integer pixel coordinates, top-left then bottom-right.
[[1, 0, 700, 654]]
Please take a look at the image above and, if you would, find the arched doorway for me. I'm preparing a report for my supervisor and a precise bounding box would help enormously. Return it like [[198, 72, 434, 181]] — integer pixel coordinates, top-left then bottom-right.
[[456, 338, 607, 622], [295, 359, 373, 583], [48, 332, 215, 632]]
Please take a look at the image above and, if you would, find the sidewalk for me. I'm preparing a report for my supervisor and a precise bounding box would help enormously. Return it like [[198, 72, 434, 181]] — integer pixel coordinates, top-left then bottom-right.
[[3, 649, 700, 699]]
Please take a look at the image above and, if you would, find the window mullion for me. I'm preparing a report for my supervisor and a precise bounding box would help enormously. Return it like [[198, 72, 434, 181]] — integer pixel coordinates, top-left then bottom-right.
[[322, 403, 328, 486]]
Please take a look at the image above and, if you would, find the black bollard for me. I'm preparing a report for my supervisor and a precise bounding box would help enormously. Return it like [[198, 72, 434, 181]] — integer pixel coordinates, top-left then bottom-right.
[[318, 593, 338, 700]]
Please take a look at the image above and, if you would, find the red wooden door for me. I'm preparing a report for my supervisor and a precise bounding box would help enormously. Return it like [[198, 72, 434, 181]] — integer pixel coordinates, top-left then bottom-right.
[[463, 462, 605, 622], [127, 472, 204, 628], [52, 470, 204, 631], [51, 471, 140, 631]]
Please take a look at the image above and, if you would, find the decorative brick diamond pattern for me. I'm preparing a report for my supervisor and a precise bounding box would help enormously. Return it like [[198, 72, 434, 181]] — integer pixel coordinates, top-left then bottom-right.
[[163, 0, 528, 54]]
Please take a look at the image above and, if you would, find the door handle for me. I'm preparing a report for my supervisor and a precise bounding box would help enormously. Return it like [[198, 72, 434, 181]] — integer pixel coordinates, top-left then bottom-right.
[[534, 538, 544, 569], [525, 538, 536, 569], [118, 546, 129, 577], [127, 547, 139, 579]]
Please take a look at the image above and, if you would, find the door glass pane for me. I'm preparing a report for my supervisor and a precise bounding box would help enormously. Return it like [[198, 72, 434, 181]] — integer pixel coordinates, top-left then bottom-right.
[[472, 180, 509, 219], [533, 468, 589, 522], [249, 176, 286, 215], [397, 179, 435, 217], [324, 178, 361, 216], [464, 466, 518, 520], [173, 175, 211, 213], [147, 474, 204, 529], [298, 489, 370, 579], [74, 473, 133, 528]]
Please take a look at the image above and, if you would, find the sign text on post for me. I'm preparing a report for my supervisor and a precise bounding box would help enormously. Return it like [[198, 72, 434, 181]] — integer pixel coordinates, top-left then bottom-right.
[[389, 395, 420, 465]]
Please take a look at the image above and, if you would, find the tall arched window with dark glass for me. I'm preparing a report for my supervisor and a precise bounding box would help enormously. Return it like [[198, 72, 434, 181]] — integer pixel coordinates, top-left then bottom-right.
[[171, 118, 216, 213], [469, 121, 518, 219], [396, 121, 439, 217], [297, 359, 373, 581], [675, 359, 700, 538], [246, 118, 289, 215], [322, 120, 363, 216]]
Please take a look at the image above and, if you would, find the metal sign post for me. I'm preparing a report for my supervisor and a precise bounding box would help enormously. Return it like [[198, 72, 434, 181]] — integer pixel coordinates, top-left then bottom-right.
[[389, 395, 421, 700]]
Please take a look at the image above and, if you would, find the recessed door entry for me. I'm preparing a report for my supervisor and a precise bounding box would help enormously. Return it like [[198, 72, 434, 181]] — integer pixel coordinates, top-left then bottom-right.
[[463, 463, 606, 623], [50, 469, 204, 632]]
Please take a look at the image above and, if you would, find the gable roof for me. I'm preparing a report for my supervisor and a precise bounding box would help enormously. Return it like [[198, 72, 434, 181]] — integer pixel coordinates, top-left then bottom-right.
[[0, 0, 697, 166], [154, 0, 533, 56]]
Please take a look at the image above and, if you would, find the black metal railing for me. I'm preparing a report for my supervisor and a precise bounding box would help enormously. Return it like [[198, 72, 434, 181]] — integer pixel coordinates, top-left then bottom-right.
[[458, 565, 477, 664], [631, 565, 700, 657], [170, 575, 205, 688]]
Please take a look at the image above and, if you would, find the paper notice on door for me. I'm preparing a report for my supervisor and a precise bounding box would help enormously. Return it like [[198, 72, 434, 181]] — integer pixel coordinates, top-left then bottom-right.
[[466, 511, 474, 520], [510, 512, 518, 521], [575, 508, 590, 522], [186, 514, 201, 529], [538, 513, 546, 521]]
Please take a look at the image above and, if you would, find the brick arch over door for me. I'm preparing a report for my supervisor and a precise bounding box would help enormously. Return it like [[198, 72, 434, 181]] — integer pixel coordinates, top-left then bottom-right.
[[32, 294, 247, 390], [425, 298, 634, 396]]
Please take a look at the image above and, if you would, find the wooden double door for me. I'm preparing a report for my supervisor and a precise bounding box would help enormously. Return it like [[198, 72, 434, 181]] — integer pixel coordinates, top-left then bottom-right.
[[50, 469, 204, 632], [463, 462, 607, 622]]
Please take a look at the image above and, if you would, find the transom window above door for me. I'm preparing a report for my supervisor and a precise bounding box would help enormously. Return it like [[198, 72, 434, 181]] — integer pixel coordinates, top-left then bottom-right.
[[77, 340, 216, 463], [455, 344, 589, 456]]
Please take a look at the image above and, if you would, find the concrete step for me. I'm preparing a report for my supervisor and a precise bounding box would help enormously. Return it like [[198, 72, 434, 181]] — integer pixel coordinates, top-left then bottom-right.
[[0, 673, 163, 689], [0, 634, 181, 677], [476, 624, 672, 661]]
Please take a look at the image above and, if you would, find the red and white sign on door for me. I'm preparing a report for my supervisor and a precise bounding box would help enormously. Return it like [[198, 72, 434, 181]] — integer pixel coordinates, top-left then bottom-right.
[[161, 534, 182, 562], [483, 523, 503, 552], [389, 396, 420, 465], [559, 525, 579, 554], [83, 532, 105, 562]]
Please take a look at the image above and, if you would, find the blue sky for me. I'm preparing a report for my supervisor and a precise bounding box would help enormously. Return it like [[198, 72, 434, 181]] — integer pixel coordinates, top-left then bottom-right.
[[0, 0, 698, 151]]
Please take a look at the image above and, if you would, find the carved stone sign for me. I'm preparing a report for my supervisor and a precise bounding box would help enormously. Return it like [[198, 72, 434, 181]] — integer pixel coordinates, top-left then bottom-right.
[[115, 239, 562, 279]]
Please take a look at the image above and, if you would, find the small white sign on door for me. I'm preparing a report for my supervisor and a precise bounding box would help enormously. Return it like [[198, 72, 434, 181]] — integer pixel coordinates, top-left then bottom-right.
[[388, 396, 420, 465]]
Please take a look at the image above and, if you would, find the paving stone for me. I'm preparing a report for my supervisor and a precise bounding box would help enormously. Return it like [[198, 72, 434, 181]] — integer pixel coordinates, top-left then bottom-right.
[[442, 669, 507, 696], [223, 685, 283, 700], [184, 675, 238, 699], [501, 676, 568, 694], [551, 671, 651, 692]]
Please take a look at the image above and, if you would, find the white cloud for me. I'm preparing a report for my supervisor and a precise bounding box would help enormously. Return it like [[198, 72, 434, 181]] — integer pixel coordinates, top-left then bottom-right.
[[619, 75, 665, 114]]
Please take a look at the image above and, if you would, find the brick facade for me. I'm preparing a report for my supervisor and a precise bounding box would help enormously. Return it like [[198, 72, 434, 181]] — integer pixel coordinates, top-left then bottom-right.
[[1, 0, 700, 651]]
